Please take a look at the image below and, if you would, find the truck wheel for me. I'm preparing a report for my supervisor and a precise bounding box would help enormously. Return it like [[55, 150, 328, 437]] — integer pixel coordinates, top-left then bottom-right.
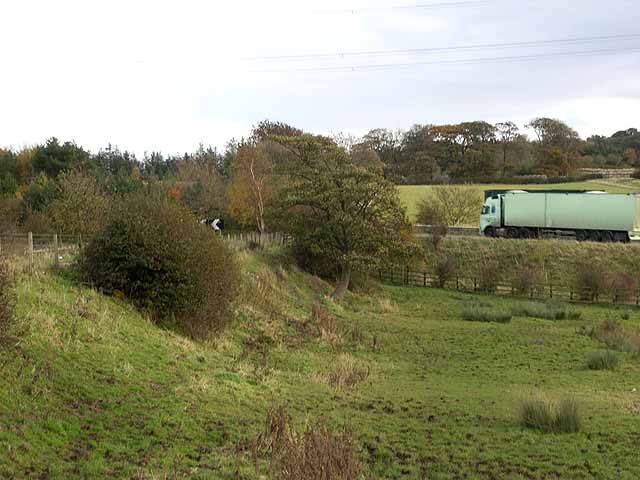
[[484, 227, 496, 238], [506, 227, 519, 239], [589, 230, 602, 242], [602, 231, 614, 242], [519, 228, 533, 239], [576, 230, 588, 242]]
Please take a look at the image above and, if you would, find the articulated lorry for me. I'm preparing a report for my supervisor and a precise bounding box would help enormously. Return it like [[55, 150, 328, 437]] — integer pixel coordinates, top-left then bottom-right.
[[480, 190, 640, 242]]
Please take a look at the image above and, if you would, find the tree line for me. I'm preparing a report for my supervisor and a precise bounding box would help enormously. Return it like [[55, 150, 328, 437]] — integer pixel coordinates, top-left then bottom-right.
[[1, 118, 639, 236], [361, 120, 640, 184]]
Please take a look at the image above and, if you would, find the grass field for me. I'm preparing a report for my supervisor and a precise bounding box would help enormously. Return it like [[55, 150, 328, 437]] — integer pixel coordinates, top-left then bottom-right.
[[399, 180, 639, 222], [2, 250, 640, 478]]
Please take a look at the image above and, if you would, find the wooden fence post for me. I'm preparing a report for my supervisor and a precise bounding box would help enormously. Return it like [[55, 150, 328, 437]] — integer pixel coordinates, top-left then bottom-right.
[[423, 272, 426, 287], [28, 232, 34, 275], [53, 233, 59, 269]]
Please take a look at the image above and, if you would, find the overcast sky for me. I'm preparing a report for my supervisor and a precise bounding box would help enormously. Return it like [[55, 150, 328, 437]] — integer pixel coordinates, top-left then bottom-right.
[[1, 0, 639, 156]]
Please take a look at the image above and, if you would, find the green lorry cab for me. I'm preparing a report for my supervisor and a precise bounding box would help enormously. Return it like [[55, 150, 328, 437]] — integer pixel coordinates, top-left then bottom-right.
[[480, 190, 640, 242]]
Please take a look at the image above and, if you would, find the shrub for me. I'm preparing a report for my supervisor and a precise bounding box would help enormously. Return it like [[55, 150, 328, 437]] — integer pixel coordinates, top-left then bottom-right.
[[478, 260, 501, 293], [253, 405, 364, 480], [81, 190, 240, 337], [586, 350, 620, 371], [416, 185, 483, 226], [610, 272, 637, 303], [517, 396, 582, 433], [511, 265, 544, 296], [434, 255, 456, 288], [575, 262, 608, 301], [47, 170, 111, 235], [461, 305, 512, 323], [512, 301, 581, 321]]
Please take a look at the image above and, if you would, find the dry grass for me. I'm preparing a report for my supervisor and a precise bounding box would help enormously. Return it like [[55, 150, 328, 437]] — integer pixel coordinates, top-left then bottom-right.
[[377, 297, 398, 314], [309, 302, 343, 344], [324, 353, 370, 390], [590, 319, 640, 355], [252, 405, 365, 480]]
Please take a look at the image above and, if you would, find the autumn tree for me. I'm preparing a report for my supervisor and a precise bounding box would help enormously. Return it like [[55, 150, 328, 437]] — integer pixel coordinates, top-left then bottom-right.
[[361, 128, 404, 179], [227, 120, 302, 232], [47, 170, 111, 235], [495, 121, 520, 176], [175, 145, 227, 218], [416, 186, 483, 226], [527, 118, 582, 175], [228, 144, 276, 233], [275, 135, 413, 298]]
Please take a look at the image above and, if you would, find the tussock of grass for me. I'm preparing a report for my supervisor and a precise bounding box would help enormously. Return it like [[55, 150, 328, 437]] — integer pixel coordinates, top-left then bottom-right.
[[377, 297, 398, 314], [518, 396, 582, 433], [323, 353, 370, 390], [461, 305, 512, 323], [512, 301, 581, 321], [586, 350, 620, 371], [309, 303, 342, 344], [252, 405, 365, 480]]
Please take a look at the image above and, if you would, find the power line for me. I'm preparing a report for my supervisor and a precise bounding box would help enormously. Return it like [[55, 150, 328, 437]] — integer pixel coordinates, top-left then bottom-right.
[[254, 46, 640, 73], [245, 33, 640, 62]]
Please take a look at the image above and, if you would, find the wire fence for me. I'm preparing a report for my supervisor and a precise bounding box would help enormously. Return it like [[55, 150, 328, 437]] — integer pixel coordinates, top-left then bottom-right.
[[379, 264, 640, 306], [222, 231, 293, 249], [0, 233, 84, 274]]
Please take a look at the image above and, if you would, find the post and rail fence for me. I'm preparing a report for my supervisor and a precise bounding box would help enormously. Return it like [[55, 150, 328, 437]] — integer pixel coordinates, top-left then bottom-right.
[[378, 264, 640, 306]]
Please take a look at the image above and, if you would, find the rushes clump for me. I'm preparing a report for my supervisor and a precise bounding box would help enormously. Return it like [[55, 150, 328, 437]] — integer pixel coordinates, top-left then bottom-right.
[[461, 305, 512, 323], [512, 301, 581, 321], [586, 350, 620, 371], [518, 396, 582, 433]]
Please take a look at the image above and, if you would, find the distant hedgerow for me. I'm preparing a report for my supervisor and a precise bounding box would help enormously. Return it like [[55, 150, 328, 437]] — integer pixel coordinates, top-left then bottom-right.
[[81, 189, 240, 337]]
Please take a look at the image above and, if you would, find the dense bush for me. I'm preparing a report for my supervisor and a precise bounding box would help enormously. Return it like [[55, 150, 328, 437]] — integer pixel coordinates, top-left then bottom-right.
[[48, 170, 111, 235], [575, 262, 609, 301], [416, 185, 483, 226], [81, 190, 240, 337], [478, 260, 502, 293], [434, 254, 456, 288], [518, 397, 582, 433], [511, 265, 545, 296]]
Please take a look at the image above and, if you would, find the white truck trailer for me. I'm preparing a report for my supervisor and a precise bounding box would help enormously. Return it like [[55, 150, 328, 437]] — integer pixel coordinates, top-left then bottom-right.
[[480, 190, 640, 242]]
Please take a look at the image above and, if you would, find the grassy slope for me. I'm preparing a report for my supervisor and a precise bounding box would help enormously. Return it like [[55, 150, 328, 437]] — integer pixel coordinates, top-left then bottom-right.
[[399, 181, 639, 221], [2, 250, 640, 479]]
